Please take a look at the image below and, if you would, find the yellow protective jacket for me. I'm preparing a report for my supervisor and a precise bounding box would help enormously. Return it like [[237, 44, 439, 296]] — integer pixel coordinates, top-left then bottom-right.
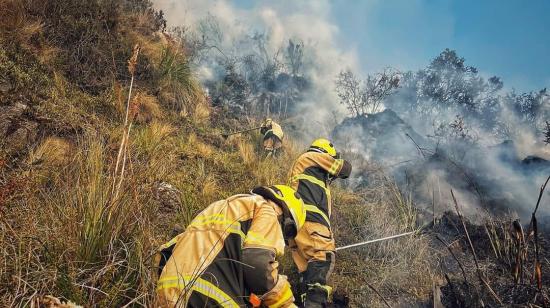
[[288, 152, 351, 228], [155, 194, 296, 308], [261, 120, 284, 141]]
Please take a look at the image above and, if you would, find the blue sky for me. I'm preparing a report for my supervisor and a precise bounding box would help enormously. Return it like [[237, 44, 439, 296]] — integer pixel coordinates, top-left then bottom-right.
[[235, 0, 550, 92], [331, 0, 550, 92]]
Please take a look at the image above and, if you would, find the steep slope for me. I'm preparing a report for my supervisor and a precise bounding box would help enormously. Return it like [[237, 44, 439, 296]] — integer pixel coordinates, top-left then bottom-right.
[[5, 1, 547, 307]]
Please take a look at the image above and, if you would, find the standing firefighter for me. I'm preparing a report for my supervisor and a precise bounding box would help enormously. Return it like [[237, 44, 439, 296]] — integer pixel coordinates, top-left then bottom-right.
[[288, 139, 352, 307], [260, 118, 284, 157], [155, 185, 306, 308]]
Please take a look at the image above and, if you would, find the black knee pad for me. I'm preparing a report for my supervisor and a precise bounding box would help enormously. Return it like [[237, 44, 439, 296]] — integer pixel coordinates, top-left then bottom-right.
[[303, 252, 335, 285]]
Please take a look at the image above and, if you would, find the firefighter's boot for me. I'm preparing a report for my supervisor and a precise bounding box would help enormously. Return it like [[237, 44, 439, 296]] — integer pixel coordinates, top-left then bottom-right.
[[302, 283, 331, 308]]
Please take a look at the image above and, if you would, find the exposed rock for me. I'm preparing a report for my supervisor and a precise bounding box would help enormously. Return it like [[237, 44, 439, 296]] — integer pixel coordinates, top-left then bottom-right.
[[171, 223, 185, 237], [332, 109, 431, 164], [522, 155, 550, 166], [0, 103, 39, 153], [0, 103, 29, 135], [0, 79, 11, 94], [153, 181, 181, 211]]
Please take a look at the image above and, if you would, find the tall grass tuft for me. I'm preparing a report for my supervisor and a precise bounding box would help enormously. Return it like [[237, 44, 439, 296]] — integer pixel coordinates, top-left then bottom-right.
[[0, 132, 159, 306], [155, 46, 209, 122], [77, 137, 123, 264]]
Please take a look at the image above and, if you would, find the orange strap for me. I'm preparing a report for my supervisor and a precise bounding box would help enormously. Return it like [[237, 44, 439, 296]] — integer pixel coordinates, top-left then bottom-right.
[[249, 293, 262, 307]]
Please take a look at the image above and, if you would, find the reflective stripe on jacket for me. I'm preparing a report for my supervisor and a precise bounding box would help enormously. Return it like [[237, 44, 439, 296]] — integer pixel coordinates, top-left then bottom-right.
[[288, 152, 346, 227]]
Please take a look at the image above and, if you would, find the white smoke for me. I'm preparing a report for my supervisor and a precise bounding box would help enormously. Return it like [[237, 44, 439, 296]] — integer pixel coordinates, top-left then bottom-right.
[[153, 0, 360, 124], [153, 0, 550, 221]]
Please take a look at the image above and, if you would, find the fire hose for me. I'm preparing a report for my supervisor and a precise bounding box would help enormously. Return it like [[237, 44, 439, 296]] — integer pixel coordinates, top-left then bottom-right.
[[221, 126, 263, 138], [336, 230, 417, 251]]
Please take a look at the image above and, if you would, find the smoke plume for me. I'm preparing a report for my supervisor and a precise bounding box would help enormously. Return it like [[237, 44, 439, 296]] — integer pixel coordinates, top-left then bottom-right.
[[153, 0, 550, 222], [153, 0, 359, 130]]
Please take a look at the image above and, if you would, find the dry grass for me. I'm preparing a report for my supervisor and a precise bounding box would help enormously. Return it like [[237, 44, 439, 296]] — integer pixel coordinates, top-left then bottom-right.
[[155, 45, 208, 123], [133, 92, 163, 124], [331, 170, 435, 307], [28, 137, 72, 168], [133, 121, 176, 158], [183, 133, 214, 158], [237, 137, 257, 166], [25, 137, 73, 188], [1, 134, 156, 306], [192, 98, 211, 124]]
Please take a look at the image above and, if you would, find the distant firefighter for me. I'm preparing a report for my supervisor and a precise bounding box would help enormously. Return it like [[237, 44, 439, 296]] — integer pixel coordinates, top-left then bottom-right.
[[260, 118, 284, 157]]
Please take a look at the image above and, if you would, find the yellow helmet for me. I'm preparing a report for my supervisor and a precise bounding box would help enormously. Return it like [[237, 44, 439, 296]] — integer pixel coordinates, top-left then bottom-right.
[[309, 138, 337, 158], [251, 185, 306, 237]]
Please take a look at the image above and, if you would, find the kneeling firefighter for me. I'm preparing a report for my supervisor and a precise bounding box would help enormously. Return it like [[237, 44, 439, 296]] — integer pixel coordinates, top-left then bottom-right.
[[288, 139, 352, 307], [260, 118, 284, 157], [155, 185, 306, 307]]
